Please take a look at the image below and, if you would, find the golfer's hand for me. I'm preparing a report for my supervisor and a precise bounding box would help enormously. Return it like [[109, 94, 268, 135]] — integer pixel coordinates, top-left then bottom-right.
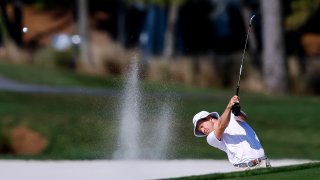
[[227, 95, 240, 110]]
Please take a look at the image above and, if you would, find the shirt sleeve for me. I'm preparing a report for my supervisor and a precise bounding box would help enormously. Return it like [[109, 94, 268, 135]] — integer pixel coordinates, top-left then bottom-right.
[[207, 131, 227, 152]]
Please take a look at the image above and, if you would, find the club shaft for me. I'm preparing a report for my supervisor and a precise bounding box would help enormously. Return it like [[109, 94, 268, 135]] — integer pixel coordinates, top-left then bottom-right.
[[236, 15, 255, 95]]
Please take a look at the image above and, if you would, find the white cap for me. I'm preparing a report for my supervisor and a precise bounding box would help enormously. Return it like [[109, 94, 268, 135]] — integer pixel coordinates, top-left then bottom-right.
[[193, 111, 220, 137]]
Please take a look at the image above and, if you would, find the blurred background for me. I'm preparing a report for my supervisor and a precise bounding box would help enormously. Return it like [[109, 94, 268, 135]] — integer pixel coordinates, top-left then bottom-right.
[[0, 0, 319, 160]]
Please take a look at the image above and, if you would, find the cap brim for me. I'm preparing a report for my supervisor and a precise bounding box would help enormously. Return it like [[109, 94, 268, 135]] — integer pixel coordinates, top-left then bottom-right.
[[194, 128, 206, 137]]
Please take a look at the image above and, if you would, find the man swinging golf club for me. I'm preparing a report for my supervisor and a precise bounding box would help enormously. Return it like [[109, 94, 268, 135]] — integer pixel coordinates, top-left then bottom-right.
[[192, 15, 271, 170], [193, 96, 271, 170]]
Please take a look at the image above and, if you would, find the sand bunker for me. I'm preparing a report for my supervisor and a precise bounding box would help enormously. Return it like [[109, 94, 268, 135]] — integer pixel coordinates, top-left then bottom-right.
[[0, 159, 313, 180]]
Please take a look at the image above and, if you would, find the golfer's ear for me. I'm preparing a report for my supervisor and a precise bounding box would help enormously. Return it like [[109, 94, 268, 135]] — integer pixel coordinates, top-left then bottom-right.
[[209, 116, 216, 121]]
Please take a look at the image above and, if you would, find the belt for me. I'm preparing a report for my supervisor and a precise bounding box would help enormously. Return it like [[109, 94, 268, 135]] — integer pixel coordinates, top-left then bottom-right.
[[234, 157, 267, 168]]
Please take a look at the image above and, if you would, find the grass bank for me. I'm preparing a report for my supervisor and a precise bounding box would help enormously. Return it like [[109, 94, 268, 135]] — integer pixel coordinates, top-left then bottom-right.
[[0, 61, 121, 88], [0, 62, 319, 160], [170, 162, 320, 180]]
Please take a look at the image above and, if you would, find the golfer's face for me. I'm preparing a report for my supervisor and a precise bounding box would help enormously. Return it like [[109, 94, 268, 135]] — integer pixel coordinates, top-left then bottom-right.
[[197, 117, 215, 135]]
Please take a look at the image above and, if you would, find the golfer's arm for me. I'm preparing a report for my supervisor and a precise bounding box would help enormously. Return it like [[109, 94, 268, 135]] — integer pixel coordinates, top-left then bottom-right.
[[214, 107, 232, 140]]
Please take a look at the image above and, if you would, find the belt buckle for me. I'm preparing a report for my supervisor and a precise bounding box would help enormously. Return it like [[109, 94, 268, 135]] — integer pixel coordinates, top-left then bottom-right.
[[248, 161, 255, 167], [248, 160, 258, 167]]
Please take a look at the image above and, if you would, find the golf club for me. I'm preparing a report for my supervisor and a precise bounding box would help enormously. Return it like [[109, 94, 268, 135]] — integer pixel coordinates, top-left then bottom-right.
[[232, 14, 255, 116]]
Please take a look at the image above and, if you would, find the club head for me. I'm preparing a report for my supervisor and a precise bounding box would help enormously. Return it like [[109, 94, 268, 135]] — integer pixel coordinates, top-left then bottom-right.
[[249, 15, 255, 26]]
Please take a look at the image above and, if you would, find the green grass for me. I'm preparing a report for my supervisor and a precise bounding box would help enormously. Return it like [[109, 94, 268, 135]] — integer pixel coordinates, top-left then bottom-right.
[[0, 91, 118, 159], [0, 61, 228, 94], [0, 61, 121, 88], [0, 88, 319, 160], [0, 62, 319, 161], [170, 162, 320, 179]]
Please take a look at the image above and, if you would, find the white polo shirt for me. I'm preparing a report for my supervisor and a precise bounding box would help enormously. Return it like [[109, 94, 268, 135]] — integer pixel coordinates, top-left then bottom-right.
[[206, 113, 265, 165]]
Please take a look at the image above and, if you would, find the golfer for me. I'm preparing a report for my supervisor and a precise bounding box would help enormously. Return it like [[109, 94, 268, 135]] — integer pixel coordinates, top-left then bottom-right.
[[193, 95, 271, 170]]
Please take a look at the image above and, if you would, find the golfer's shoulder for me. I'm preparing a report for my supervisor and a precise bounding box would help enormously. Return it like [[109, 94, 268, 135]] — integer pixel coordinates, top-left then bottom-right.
[[207, 132, 226, 151], [207, 132, 221, 144]]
